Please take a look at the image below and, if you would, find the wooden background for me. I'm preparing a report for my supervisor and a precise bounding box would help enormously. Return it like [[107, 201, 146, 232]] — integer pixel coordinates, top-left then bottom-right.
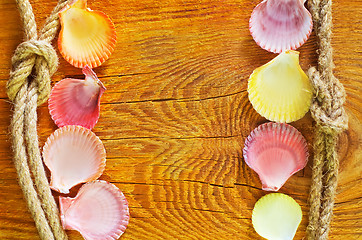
[[0, 0, 361, 239]]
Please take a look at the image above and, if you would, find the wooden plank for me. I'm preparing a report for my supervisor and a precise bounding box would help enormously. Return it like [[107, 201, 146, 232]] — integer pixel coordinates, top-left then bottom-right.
[[0, 0, 361, 239]]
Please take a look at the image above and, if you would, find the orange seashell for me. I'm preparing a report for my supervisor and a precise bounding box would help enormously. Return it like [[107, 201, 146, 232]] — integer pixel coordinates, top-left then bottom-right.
[[58, 0, 117, 68], [59, 180, 130, 240], [249, 0, 313, 53], [243, 122, 309, 191], [48, 66, 105, 130], [42, 125, 106, 194]]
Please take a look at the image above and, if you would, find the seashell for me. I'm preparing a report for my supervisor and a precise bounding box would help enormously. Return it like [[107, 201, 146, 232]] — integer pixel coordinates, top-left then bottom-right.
[[248, 50, 313, 123], [42, 125, 106, 194], [48, 65, 105, 130], [252, 193, 302, 240], [243, 122, 308, 191], [59, 180, 130, 240], [58, 0, 117, 68], [249, 0, 313, 53]]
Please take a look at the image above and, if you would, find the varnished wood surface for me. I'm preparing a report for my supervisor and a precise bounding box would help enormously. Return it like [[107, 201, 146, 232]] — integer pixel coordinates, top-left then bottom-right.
[[0, 0, 361, 239]]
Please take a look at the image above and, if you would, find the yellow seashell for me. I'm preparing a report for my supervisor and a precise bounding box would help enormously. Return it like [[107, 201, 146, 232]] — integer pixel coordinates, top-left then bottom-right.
[[252, 193, 302, 240], [248, 50, 313, 123]]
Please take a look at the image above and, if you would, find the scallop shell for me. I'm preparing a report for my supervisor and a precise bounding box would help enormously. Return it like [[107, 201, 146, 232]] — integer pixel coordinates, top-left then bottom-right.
[[248, 50, 313, 123], [58, 0, 117, 68], [59, 180, 130, 240], [252, 193, 302, 240], [48, 65, 105, 130], [249, 0, 313, 53], [243, 122, 308, 191], [42, 125, 106, 194]]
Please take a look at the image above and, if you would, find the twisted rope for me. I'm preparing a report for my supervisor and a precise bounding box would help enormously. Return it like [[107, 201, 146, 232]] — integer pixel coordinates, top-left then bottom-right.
[[6, 0, 70, 239], [307, 0, 348, 239]]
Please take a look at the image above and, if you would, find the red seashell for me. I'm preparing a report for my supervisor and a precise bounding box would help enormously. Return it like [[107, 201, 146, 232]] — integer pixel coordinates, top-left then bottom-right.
[[243, 122, 309, 191], [48, 66, 105, 130]]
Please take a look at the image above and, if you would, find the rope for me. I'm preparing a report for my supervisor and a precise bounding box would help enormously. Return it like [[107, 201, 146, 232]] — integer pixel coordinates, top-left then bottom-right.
[[6, 0, 70, 239], [307, 0, 348, 239], [10, 83, 54, 239]]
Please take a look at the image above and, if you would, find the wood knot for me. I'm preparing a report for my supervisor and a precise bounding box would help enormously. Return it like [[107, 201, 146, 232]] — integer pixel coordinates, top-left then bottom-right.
[[7, 40, 58, 105], [308, 67, 348, 133]]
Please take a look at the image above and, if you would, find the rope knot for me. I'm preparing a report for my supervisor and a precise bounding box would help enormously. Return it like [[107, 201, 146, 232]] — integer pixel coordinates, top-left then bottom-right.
[[308, 67, 348, 132], [7, 39, 58, 105]]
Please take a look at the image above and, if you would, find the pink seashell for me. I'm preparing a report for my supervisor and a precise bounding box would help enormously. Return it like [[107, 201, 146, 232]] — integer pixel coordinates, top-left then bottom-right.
[[48, 65, 106, 130], [59, 180, 130, 240], [42, 125, 106, 194], [243, 122, 309, 191], [249, 0, 313, 53]]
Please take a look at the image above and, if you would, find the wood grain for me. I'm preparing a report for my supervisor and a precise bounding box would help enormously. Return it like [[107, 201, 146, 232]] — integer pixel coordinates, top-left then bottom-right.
[[0, 0, 361, 239]]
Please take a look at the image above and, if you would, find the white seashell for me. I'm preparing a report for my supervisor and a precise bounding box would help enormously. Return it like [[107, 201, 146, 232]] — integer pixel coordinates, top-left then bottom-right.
[[42, 125, 106, 194], [59, 180, 130, 240], [249, 0, 313, 53]]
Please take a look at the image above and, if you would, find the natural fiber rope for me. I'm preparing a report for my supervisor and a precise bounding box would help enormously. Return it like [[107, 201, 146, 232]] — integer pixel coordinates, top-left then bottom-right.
[[307, 0, 348, 239], [6, 0, 70, 239], [10, 83, 55, 239]]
